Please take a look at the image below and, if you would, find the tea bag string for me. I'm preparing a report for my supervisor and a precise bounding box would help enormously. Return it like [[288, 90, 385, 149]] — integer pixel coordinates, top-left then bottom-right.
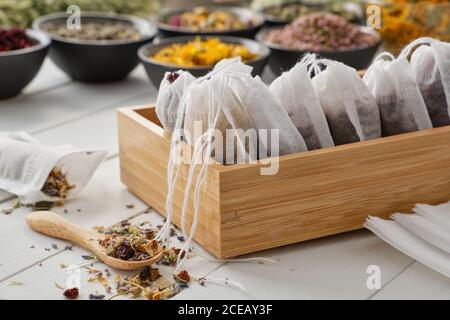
[[157, 59, 244, 246], [399, 37, 435, 61], [176, 77, 226, 272], [156, 73, 203, 245]]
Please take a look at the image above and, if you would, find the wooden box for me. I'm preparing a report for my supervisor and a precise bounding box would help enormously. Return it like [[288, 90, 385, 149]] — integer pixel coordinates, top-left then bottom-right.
[[118, 105, 450, 258]]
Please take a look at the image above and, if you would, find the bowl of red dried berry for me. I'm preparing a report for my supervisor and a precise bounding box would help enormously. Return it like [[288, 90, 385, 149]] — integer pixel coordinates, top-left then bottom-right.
[[0, 28, 50, 99]]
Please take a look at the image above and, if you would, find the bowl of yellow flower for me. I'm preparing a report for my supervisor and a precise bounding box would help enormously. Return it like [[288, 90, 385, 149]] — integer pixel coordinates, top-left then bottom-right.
[[366, 0, 450, 54], [138, 36, 270, 87]]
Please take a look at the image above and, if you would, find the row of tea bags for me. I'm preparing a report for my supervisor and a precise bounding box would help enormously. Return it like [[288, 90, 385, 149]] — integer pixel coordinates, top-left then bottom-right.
[[156, 37, 450, 158]]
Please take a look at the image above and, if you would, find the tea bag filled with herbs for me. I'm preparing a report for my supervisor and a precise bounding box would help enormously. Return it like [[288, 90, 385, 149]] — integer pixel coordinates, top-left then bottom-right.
[[182, 58, 307, 163], [0, 132, 106, 204], [399, 38, 450, 128], [270, 55, 334, 150], [363, 54, 433, 136], [156, 71, 196, 133], [156, 59, 306, 269], [311, 59, 381, 145]]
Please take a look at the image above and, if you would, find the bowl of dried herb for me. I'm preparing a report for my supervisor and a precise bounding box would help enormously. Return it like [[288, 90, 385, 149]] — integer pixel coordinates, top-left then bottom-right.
[[0, 28, 50, 99], [33, 11, 157, 82]]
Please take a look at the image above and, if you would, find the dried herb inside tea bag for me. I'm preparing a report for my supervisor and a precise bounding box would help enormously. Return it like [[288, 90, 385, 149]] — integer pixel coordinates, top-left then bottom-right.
[[41, 167, 75, 199]]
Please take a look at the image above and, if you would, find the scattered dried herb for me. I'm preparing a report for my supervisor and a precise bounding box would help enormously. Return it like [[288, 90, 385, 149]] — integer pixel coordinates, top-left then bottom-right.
[[54, 282, 64, 290], [125, 203, 135, 209], [63, 287, 79, 299], [82, 255, 95, 260], [160, 247, 186, 266], [97, 221, 160, 261], [59, 263, 67, 269], [44, 247, 51, 251], [33, 201, 55, 211], [51, 243, 58, 250], [174, 270, 190, 283], [41, 167, 75, 199], [139, 266, 161, 282], [89, 293, 105, 300], [8, 280, 24, 286], [177, 235, 185, 242], [30, 245, 35, 249], [1, 208, 12, 215]]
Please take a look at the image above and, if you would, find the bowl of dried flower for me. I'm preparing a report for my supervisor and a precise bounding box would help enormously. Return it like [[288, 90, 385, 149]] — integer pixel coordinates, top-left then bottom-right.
[[0, 28, 50, 99], [138, 35, 270, 87], [33, 11, 157, 82]]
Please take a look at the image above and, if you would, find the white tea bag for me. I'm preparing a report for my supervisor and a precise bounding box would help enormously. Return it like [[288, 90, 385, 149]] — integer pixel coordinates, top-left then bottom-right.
[[270, 56, 334, 150], [400, 38, 450, 127], [312, 60, 381, 145], [240, 74, 308, 157], [156, 70, 196, 132], [0, 132, 107, 203], [183, 60, 254, 164], [363, 53, 432, 136]]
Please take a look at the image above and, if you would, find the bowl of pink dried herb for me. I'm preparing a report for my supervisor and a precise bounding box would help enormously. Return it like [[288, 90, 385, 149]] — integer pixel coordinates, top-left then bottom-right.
[[256, 13, 381, 75], [0, 28, 50, 99]]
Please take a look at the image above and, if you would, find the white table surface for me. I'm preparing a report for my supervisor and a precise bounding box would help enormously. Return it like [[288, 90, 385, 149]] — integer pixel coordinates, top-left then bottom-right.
[[1, 59, 450, 300]]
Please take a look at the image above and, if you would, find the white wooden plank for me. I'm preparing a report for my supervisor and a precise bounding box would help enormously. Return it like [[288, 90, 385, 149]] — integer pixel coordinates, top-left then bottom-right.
[[0, 66, 154, 134], [0, 213, 221, 300], [29, 91, 157, 156], [372, 262, 450, 300], [22, 59, 70, 95], [174, 230, 414, 300], [0, 157, 148, 281]]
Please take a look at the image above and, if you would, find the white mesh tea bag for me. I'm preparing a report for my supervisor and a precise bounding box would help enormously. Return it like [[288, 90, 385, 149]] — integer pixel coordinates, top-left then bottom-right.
[[156, 59, 306, 272], [363, 53, 432, 136], [239, 73, 308, 157], [0, 132, 107, 203], [156, 70, 196, 132], [311, 59, 381, 145], [400, 38, 450, 127], [270, 55, 334, 150]]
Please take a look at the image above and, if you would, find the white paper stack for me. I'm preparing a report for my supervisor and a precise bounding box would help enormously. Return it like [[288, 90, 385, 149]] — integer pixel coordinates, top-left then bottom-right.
[[364, 201, 450, 278]]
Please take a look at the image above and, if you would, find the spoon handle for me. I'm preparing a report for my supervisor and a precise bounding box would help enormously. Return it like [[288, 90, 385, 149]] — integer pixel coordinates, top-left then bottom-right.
[[26, 211, 97, 249]]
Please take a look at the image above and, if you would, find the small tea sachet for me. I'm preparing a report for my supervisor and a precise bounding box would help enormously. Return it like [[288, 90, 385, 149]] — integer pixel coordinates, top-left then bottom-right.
[[311, 59, 381, 145], [156, 70, 196, 132], [400, 38, 450, 127], [0, 132, 107, 203], [270, 57, 334, 150], [363, 53, 432, 136]]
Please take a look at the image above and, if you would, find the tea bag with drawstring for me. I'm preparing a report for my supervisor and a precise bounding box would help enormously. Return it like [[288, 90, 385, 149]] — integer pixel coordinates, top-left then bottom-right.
[[363, 53, 432, 136], [155, 70, 196, 132], [270, 55, 334, 150], [156, 58, 306, 272], [0, 132, 107, 204], [183, 58, 307, 163], [399, 38, 450, 128], [311, 59, 381, 145]]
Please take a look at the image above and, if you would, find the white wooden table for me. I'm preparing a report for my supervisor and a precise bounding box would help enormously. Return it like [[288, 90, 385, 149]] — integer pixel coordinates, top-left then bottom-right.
[[1, 59, 449, 300]]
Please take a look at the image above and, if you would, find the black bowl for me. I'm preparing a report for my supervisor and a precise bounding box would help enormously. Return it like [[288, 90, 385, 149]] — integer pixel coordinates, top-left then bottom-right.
[[261, 1, 365, 27], [156, 6, 264, 39], [260, 1, 326, 27], [138, 35, 270, 88], [33, 12, 157, 82], [256, 26, 381, 76], [0, 29, 50, 99]]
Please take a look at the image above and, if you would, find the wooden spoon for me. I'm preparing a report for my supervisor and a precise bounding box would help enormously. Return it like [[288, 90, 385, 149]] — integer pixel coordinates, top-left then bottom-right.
[[26, 211, 164, 270]]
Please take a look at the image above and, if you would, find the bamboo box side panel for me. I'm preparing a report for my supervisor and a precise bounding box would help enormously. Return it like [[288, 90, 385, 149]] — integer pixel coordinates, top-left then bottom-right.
[[219, 127, 450, 257]]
